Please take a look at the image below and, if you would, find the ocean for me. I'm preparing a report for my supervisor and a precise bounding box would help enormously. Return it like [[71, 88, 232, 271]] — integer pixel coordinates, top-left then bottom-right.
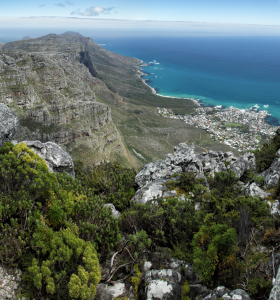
[[94, 35, 280, 125]]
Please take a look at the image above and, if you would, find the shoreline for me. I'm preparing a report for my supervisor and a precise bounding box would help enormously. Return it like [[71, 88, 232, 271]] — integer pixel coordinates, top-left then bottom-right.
[[136, 62, 279, 127]]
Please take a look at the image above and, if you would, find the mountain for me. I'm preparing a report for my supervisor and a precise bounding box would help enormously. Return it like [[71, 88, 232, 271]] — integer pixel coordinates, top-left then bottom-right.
[[0, 41, 4, 49], [0, 32, 236, 167], [0, 34, 137, 166]]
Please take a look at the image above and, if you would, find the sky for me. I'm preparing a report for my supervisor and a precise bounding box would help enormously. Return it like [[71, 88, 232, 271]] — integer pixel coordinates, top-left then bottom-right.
[[1, 0, 280, 40]]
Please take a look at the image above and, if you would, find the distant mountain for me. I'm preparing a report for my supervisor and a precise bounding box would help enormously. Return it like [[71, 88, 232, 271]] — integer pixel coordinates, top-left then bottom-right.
[[60, 31, 84, 37], [0, 41, 4, 49], [22, 36, 32, 40]]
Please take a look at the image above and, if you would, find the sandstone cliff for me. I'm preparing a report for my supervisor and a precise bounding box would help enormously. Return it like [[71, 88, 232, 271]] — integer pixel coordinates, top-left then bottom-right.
[[0, 34, 135, 165]]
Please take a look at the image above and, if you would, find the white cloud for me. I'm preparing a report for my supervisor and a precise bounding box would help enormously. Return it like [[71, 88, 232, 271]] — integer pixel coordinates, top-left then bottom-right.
[[71, 6, 114, 17], [54, 1, 74, 7]]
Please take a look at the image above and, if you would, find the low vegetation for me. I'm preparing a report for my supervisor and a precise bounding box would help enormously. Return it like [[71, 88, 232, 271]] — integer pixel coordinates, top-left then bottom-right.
[[1, 140, 280, 299]]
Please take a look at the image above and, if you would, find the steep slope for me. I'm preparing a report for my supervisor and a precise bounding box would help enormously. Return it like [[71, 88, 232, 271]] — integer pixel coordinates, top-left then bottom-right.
[[0, 34, 136, 166]]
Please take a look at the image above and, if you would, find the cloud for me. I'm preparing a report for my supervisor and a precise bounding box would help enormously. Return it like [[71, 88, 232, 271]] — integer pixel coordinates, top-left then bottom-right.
[[39, 4, 46, 8], [71, 6, 114, 17], [54, 1, 74, 7]]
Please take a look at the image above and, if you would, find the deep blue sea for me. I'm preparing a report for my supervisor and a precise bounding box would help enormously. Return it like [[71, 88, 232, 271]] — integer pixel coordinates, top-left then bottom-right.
[[94, 36, 280, 125]]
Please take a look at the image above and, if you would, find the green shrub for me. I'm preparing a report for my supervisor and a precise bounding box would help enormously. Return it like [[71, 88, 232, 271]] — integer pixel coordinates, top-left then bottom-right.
[[247, 277, 273, 300], [192, 223, 243, 287], [0, 143, 103, 299], [120, 197, 200, 257]]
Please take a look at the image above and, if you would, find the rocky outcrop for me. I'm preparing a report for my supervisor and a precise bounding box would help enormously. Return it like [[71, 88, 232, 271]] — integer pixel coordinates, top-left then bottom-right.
[[0, 34, 128, 164], [260, 149, 280, 188], [133, 143, 255, 204], [0, 103, 19, 147], [22, 140, 75, 178]]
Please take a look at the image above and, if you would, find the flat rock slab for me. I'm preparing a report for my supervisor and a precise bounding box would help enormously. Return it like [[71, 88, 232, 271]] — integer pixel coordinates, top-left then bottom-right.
[[0, 104, 19, 147]]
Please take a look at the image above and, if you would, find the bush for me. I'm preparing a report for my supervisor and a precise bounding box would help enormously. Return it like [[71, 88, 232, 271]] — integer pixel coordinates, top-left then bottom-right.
[[0, 143, 103, 299], [192, 223, 243, 287], [120, 197, 200, 258]]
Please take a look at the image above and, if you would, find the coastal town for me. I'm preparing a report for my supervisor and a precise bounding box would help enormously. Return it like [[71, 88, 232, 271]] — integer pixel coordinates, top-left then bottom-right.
[[157, 105, 278, 152]]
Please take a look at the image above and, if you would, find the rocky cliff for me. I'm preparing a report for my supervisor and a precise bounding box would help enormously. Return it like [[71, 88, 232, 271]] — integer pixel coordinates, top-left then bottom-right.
[[0, 34, 134, 165]]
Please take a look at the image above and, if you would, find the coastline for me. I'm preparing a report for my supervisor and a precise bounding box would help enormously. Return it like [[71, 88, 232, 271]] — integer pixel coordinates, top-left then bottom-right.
[[136, 65, 156, 94]]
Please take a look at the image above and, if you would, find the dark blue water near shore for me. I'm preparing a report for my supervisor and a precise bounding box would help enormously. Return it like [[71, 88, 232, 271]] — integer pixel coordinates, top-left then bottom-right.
[[95, 35, 280, 125]]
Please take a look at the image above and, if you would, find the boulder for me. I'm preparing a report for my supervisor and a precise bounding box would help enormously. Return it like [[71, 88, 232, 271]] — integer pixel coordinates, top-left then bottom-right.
[[243, 182, 271, 199], [22, 140, 75, 178], [269, 265, 280, 300], [143, 280, 181, 300], [143, 269, 181, 300], [230, 152, 256, 178], [260, 149, 280, 188], [95, 282, 126, 300], [0, 103, 19, 147], [104, 203, 121, 219], [229, 289, 250, 300], [189, 284, 209, 299]]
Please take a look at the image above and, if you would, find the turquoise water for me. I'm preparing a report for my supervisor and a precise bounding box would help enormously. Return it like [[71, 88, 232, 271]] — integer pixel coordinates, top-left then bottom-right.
[[95, 36, 280, 125]]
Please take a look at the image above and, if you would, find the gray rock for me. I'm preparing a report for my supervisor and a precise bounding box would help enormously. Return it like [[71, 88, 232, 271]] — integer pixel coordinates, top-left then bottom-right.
[[203, 286, 231, 300], [260, 149, 280, 188], [169, 258, 183, 270], [203, 294, 217, 300], [95, 282, 126, 300], [135, 143, 196, 188], [185, 263, 200, 284], [266, 253, 280, 278], [270, 200, 280, 216], [104, 203, 121, 219], [189, 284, 209, 299], [144, 279, 181, 300], [0, 103, 19, 147], [214, 286, 231, 298], [0, 267, 23, 300], [143, 261, 153, 272], [269, 265, 280, 300], [132, 179, 178, 204], [229, 289, 250, 300], [22, 140, 75, 177], [230, 152, 256, 178], [243, 182, 270, 199], [145, 269, 181, 284], [0, 41, 4, 49]]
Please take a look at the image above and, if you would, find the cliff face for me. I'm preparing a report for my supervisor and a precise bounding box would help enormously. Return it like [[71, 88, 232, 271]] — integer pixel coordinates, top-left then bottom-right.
[[0, 34, 131, 165]]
